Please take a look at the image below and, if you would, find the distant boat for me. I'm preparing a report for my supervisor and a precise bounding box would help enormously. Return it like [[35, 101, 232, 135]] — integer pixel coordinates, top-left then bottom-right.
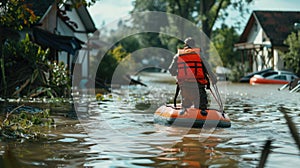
[[249, 70, 298, 85], [240, 68, 273, 83]]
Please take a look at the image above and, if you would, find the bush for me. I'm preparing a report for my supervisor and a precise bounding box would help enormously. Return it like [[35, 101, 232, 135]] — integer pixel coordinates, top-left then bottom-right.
[[0, 34, 71, 98], [281, 31, 300, 75], [96, 44, 133, 85]]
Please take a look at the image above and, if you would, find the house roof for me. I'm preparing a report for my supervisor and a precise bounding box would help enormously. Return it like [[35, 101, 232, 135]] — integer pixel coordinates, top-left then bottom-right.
[[25, 0, 96, 33], [33, 28, 84, 55], [74, 5, 97, 33], [238, 10, 300, 46], [24, 0, 55, 19]]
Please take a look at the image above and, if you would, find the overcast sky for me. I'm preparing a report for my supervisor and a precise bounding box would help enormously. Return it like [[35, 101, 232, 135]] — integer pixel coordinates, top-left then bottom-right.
[[88, 0, 300, 33]]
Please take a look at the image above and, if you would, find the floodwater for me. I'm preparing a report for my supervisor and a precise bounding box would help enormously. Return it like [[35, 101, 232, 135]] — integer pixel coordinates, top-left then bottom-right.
[[1, 72, 300, 168]]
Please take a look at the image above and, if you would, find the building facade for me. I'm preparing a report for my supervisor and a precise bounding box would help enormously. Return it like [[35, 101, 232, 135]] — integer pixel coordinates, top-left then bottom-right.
[[235, 11, 300, 73], [25, 0, 97, 79]]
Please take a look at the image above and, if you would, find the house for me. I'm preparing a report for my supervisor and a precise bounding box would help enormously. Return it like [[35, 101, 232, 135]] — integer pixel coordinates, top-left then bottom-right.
[[24, 0, 97, 79], [234, 11, 300, 73]]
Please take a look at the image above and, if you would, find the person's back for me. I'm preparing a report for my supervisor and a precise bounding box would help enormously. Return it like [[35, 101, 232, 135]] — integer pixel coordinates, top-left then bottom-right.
[[168, 37, 209, 116]]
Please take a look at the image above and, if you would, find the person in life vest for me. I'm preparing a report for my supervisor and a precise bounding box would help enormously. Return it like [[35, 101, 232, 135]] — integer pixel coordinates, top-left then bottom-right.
[[168, 37, 216, 115]]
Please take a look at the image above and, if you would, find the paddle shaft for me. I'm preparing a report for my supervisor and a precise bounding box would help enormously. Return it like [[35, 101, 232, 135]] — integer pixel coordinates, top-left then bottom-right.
[[290, 84, 300, 93], [278, 83, 289, 91]]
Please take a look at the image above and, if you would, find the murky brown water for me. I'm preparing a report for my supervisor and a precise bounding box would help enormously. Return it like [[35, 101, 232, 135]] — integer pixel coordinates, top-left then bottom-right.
[[1, 72, 299, 168]]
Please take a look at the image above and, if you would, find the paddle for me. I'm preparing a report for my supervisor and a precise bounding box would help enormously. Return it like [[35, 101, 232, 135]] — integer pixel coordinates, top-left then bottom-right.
[[173, 84, 180, 108], [290, 84, 300, 93], [278, 83, 289, 91]]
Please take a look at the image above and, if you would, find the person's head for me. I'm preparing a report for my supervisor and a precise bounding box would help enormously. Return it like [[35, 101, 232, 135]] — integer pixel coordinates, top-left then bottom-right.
[[184, 37, 195, 48]]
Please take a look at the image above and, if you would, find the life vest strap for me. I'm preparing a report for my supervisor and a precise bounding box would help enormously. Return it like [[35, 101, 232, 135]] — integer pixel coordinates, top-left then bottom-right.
[[177, 61, 202, 64], [178, 61, 203, 76], [178, 52, 200, 56]]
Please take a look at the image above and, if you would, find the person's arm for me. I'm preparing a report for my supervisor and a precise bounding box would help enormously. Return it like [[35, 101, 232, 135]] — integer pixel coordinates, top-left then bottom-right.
[[168, 54, 178, 76]]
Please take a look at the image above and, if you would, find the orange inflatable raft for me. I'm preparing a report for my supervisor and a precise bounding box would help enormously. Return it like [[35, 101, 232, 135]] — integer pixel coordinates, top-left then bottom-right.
[[154, 104, 231, 128]]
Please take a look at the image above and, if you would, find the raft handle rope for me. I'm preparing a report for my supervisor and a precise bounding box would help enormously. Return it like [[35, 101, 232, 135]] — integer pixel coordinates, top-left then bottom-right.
[[213, 83, 224, 110], [209, 83, 224, 115]]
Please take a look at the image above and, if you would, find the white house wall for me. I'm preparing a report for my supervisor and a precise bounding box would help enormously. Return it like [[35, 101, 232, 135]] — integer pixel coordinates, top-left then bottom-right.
[[66, 9, 86, 33], [57, 18, 74, 36], [56, 4, 91, 78], [245, 19, 284, 71], [78, 50, 88, 77], [273, 49, 284, 70], [64, 5, 89, 42], [67, 9, 90, 78], [58, 51, 69, 66], [66, 5, 90, 78], [247, 22, 262, 44], [254, 28, 264, 44], [55, 15, 89, 78], [56, 17, 75, 72]]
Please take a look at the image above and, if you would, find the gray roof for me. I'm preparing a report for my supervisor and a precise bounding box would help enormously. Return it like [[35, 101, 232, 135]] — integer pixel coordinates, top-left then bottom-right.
[[25, 0, 96, 33], [239, 10, 300, 46]]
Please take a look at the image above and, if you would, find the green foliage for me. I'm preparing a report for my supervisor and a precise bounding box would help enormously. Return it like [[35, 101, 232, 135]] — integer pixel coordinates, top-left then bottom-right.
[[47, 61, 70, 93], [0, 0, 97, 97], [0, 0, 96, 30], [132, 0, 167, 12], [211, 24, 240, 67], [96, 44, 133, 84], [4, 34, 48, 66], [209, 24, 245, 82], [1, 34, 71, 98], [128, 0, 253, 74], [63, 0, 98, 8], [0, 109, 54, 139], [0, 0, 38, 30], [1, 34, 48, 97], [0, 0, 39, 97], [281, 31, 300, 75], [131, 0, 253, 37], [227, 63, 245, 82]]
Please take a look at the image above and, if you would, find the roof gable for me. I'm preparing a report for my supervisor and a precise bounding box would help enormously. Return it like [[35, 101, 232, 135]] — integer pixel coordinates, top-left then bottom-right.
[[73, 5, 97, 33], [239, 10, 300, 46], [25, 0, 96, 33]]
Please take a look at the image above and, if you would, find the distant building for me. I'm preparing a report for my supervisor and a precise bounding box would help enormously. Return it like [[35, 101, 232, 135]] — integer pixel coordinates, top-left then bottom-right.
[[24, 0, 97, 79], [235, 11, 300, 73]]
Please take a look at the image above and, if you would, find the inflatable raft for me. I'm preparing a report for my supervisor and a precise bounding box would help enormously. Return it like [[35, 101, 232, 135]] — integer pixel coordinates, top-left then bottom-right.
[[154, 104, 231, 128]]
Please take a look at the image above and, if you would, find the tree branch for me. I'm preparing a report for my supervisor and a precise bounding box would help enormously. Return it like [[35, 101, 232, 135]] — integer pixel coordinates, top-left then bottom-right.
[[2, 104, 25, 127], [209, 0, 225, 33]]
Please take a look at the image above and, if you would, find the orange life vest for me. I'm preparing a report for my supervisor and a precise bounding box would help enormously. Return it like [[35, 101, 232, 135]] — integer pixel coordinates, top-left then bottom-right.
[[177, 48, 208, 85]]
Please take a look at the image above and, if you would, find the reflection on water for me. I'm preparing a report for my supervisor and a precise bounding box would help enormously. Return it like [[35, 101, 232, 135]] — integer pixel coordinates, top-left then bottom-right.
[[1, 72, 300, 168]]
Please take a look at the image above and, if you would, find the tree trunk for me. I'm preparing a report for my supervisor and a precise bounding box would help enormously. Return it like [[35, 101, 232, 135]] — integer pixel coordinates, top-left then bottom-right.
[[0, 31, 7, 97]]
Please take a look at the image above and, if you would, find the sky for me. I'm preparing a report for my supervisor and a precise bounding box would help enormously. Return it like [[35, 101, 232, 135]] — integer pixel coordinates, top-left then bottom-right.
[[88, 0, 300, 33], [88, 0, 135, 27]]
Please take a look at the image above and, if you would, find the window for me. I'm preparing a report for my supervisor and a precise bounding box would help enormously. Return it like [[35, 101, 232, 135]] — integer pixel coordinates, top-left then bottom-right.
[[274, 75, 287, 80]]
